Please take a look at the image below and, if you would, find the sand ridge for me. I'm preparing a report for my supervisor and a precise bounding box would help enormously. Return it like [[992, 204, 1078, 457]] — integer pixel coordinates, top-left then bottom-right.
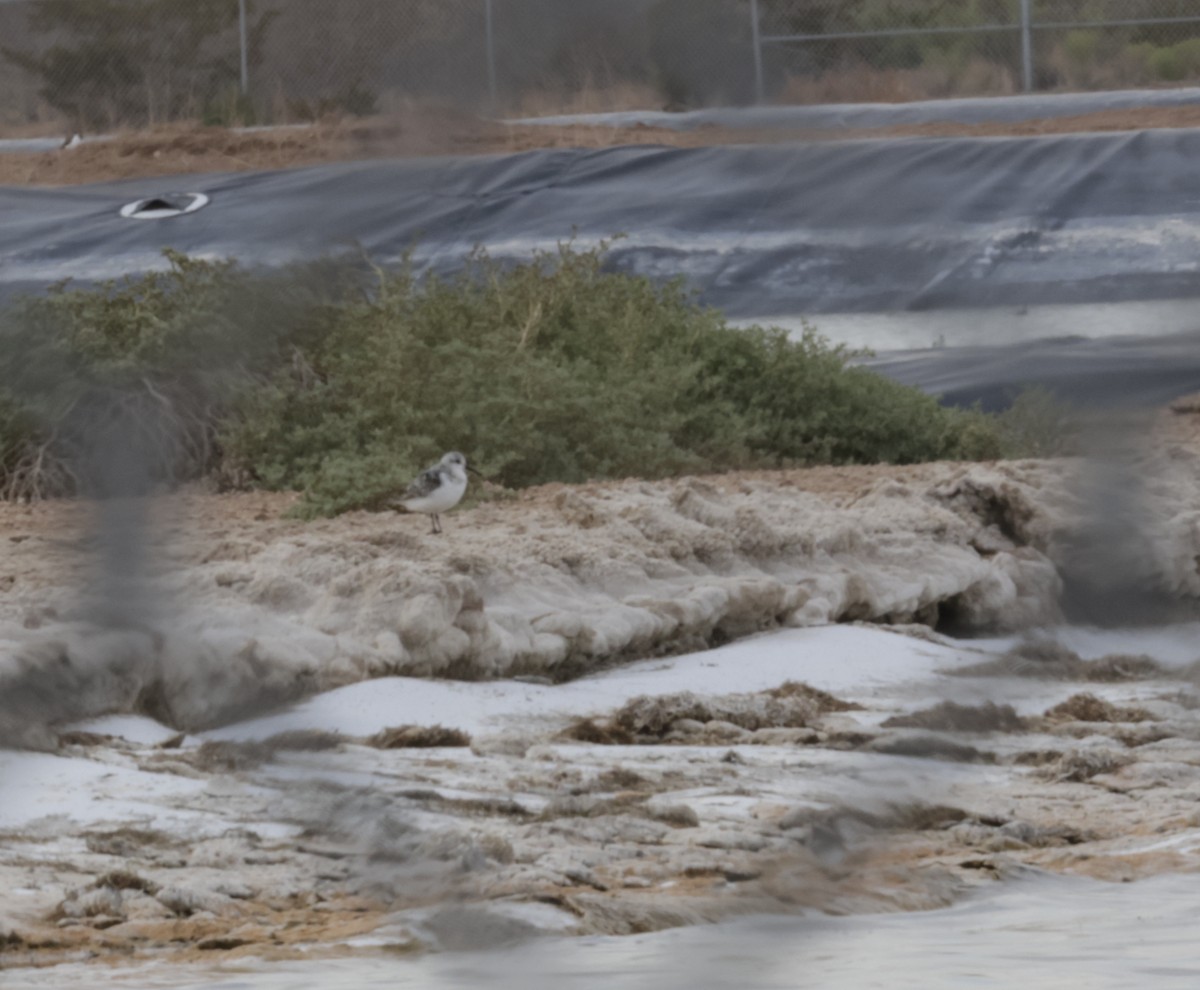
[[0, 460, 1074, 737]]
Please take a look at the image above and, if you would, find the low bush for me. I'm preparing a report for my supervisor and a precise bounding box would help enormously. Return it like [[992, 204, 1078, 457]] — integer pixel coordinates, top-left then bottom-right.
[[220, 244, 1017, 514], [0, 243, 1061, 515], [0, 250, 344, 498]]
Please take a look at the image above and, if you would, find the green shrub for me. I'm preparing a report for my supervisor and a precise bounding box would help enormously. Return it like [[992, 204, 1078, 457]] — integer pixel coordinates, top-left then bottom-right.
[[0, 244, 1062, 515], [1063, 30, 1102, 66], [1143, 39, 1200, 82], [0, 250, 337, 498], [1149, 45, 1186, 81], [1176, 37, 1200, 76], [202, 86, 258, 127], [220, 244, 1013, 515]]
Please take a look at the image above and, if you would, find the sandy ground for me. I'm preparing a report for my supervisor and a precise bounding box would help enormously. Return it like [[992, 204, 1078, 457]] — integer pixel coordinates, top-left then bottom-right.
[[5, 103, 1200, 187], [2, 402, 1200, 974], [0, 457, 1073, 737], [6, 622, 1200, 974]]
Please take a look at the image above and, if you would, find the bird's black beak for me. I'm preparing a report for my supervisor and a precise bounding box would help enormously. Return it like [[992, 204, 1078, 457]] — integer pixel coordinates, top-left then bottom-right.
[[466, 465, 483, 477]]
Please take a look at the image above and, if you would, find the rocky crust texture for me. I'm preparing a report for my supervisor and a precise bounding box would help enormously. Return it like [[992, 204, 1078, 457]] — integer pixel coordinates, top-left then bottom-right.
[[6, 634, 1200, 969], [0, 461, 1077, 736]]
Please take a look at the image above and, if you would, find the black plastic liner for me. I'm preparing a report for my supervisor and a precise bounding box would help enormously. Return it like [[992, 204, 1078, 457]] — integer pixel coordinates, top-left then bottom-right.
[[866, 331, 1200, 411], [4, 128, 1200, 406]]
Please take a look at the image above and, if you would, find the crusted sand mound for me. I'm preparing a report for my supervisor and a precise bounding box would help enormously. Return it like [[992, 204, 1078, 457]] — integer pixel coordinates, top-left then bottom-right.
[[0, 462, 1072, 735], [13, 395, 1200, 738]]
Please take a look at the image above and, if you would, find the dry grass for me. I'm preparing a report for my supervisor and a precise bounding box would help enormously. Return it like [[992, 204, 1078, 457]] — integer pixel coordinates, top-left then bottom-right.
[[514, 80, 664, 119], [780, 59, 1018, 105], [0, 113, 700, 186]]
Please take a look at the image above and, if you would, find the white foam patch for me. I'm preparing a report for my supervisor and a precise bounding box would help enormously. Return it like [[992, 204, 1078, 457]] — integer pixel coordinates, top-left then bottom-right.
[[0, 751, 208, 831], [204, 625, 975, 741], [65, 715, 182, 746]]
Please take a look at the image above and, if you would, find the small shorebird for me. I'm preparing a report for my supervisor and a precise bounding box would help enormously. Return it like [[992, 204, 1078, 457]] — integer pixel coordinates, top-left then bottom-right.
[[390, 452, 478, 534]]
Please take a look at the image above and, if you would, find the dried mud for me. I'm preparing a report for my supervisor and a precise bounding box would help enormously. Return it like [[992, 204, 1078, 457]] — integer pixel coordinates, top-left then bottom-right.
[[0, 460, 1078, 740], [8, 654, 1200, 972]]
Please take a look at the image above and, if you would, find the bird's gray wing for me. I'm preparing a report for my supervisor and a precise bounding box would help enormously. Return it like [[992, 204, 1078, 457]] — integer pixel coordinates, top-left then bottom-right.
[[403, 467, 442, 500]]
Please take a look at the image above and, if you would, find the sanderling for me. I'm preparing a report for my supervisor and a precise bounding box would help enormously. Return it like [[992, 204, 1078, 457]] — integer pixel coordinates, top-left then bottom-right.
[[390, 452, 479, 534]]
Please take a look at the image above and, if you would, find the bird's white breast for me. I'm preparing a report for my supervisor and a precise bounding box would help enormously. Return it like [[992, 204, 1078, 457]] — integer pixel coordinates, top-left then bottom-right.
[[402, 473, 467, 514]]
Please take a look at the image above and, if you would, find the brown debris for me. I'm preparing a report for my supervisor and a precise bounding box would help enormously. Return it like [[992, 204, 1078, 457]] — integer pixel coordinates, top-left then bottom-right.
[[13, 102, 1200, 188], [560, 684, 850, 747], [868, 735, 994, 763], [887, 804, 972, 832], [1043, 693, 1156, 724], [175, 731, 349, 773], [1048, 749, 1131, 783], [189, 740, 280, 772], [956, 640, 1165, 682], [613, 690, 819, 737], [766, 680, 865, 713], [1013, 749, 1064, 766], [94, 870, 159, 895], [85, 828, 174, 858], [262, 729, 347, 751], [57, 730, 116, 748], [883, 701, 1027, 733], [367, 725, 472, 749], [587, 767, 651, 792], [560, 719, 635, 746], [540, 794, 647, 820]]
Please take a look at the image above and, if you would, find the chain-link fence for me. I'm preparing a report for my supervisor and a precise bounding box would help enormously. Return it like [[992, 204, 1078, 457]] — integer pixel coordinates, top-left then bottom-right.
[[3, 0, 1200, 135], [756, 0, 1200, 104]]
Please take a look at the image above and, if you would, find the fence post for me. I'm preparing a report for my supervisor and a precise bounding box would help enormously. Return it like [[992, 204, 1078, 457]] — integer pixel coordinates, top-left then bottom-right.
[[238, 0, 249, 95], [485, 0, 498, 111], [750, 0, 765, 104], [1020, 0, 1033, 92]]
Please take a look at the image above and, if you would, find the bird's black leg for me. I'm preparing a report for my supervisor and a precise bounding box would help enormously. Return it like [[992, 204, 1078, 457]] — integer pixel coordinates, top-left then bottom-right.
[[430, 514, 441, 535]]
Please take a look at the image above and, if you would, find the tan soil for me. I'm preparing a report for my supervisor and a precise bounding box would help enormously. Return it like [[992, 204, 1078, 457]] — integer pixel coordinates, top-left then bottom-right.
[[5, 102, 1200, 187]]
